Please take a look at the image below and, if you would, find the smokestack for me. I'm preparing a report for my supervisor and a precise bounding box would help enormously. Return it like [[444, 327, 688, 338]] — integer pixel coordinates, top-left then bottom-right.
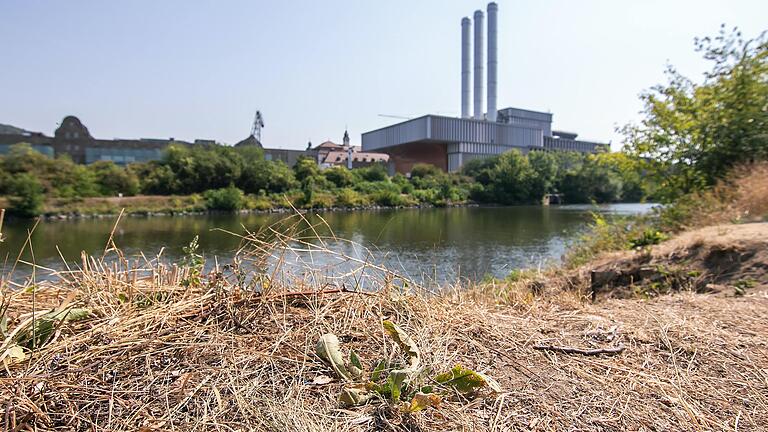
[[487, 2, 498, 122], [461, 17, 471, 119], [473, 9, 484, 120]]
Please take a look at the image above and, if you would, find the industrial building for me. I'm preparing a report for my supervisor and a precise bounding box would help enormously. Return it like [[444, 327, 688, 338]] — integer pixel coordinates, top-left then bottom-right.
[[362, 2, 608, 174]]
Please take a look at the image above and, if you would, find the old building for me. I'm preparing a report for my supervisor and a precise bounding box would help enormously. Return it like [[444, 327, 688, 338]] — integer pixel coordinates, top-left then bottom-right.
[[314, 130, 389, 169], [0, 116, 189, 164]]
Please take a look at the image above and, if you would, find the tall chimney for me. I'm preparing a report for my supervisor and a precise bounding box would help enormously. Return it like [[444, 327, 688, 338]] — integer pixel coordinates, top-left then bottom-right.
[[473, 9, 484, 120], [461, 17, 471, 119], [487, 2, 498, 122]]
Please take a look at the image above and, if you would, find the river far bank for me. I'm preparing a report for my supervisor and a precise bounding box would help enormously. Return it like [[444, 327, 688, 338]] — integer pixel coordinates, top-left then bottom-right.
[[0, 194, 486, 221]]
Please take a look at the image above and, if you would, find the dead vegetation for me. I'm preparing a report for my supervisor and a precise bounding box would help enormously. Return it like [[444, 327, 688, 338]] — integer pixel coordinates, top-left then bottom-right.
[[1, 208, 767, 431]]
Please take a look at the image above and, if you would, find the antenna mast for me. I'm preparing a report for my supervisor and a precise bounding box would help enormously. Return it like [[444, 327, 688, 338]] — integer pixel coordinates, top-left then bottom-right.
[[251, 110, 265, 142]]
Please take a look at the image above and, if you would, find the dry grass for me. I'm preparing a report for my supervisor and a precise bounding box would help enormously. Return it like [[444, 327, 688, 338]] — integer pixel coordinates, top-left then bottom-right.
[[1, 215, 767, 431], [670, 162, 768, 230]]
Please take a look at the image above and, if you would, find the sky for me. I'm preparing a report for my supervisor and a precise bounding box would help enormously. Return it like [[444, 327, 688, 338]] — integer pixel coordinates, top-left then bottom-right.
[[0, 1, 765, 151]]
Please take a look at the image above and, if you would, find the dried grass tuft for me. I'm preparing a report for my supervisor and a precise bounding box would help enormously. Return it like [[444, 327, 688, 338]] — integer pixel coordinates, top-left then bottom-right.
[[1, 214, 767, 431]]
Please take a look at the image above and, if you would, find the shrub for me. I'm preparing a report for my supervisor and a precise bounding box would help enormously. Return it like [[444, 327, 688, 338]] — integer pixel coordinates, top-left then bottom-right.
[[245, 195, 274, 211], [89, 161, 140, 196], [335, 188, 366, 208], [410, 163, 442, 179], [355, 164, 388, 182], [203, 186, 244, 211], [323, 166, 355, 188], [7, 173, 45, 217], [372, 190, 415, 207]]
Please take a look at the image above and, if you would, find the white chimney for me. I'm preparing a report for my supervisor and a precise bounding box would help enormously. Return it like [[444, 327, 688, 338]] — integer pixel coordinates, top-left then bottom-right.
[[487, 2, 498, 122], [461, 17, 471, 119], [473, 9, 484, 120]]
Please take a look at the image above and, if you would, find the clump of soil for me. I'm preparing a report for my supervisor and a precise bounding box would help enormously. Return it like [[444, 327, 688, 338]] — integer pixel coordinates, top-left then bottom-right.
[[586, 223, 768, 299]]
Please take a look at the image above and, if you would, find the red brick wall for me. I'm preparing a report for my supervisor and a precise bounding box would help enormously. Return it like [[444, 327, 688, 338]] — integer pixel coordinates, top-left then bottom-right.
[[383, 141, 447, 174]]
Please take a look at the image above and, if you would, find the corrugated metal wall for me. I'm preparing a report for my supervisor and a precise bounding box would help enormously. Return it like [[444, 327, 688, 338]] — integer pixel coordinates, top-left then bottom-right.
[[361, 117, 430, 151], [362, 115, 544, 151]]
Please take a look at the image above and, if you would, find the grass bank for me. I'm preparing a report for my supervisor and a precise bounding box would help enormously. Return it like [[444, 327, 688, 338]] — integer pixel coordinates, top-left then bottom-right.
[[1, 164, 766, 431]]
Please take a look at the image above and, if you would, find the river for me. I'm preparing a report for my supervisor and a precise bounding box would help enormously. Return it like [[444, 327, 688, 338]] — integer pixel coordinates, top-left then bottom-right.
[[0, 204, 654, 286]]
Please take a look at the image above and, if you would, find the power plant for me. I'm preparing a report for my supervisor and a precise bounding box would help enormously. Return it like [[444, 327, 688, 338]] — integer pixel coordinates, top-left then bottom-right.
[[362, 2, 608, 174]]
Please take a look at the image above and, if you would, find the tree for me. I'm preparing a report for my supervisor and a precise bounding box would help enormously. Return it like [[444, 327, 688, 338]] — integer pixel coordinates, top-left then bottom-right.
[[528, 151, 558, 201], [294, 157, 320, 182], [90, 161, 140, 196], [623, 26, 768, 201], [7, 173, 44, 217], [323, 166, 355, 188], [489, 150, 535, 204]]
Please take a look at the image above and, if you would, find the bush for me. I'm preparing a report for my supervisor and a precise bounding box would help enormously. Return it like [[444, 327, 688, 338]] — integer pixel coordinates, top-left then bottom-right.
[[410, 163, 442, 179], [355, 164, 388, 182], [372, 190, 415, 207], [245, 195, 274, 211], [323, 166, 355, 188], [7, 173, 45, 217], [90, 161, 140, 196], [203, 186, 244, 211], [335, 188, 366, 207]]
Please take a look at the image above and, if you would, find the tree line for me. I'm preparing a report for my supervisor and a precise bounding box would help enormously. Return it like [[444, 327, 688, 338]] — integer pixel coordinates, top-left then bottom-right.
[[0, 142, 646, 217]]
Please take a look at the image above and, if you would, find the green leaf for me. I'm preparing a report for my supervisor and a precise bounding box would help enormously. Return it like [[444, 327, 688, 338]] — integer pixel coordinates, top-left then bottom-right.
[[382, 320, 420, 370], [389, 369, 408, 401], [13, 308, 91, 350], [371, 359, 388, 382], [338, 385, 373, 407], [348, 349, 363, 378], [434, 365, 502, 394], [0, 310, 7, 339], [405, 392, 441, 412], [315, 334, 352, 381]]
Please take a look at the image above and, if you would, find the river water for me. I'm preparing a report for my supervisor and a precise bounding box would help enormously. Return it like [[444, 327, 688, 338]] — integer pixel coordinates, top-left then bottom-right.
[[0, 204, 653, 286]]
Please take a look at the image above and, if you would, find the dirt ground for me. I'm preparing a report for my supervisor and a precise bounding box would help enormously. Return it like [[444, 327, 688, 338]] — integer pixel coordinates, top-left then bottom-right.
[[585, 222, 768, 299], [1, 224, 767, 431]]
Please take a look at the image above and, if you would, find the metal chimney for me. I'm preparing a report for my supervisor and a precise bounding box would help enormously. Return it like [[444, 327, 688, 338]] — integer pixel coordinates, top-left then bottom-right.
[[487, 2, 498, 122], [473, 9, 484, 120], [461, 17, 471, 119]]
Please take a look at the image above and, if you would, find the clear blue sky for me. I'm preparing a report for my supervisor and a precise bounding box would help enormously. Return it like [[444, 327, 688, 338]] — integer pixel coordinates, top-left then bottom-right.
[[1, 0, 765, 150]]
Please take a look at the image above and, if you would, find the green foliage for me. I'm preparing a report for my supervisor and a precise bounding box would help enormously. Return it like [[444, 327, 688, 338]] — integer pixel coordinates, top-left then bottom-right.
[[13, 308, 91, 350], [433, 365, 502, 394], [628, 228, 668, 249], [89, 161, 140, 196], [334, 188, 366, 207], [294, 156, 320, 182], [317, 321, 498, 409], [622, 26, 768, 201], [203, 185, 244, 211], [181, 236, 204, 287], [355, 164, 388, 182], [6, 173, 45, 217], [323, 166, 355, 188]]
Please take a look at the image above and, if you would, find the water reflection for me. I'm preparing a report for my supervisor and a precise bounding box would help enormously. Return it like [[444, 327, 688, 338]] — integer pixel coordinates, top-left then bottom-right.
[[0, 204, 654, 285]]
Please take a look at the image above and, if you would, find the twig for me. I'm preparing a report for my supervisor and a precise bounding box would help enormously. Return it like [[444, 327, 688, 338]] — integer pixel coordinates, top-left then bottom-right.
[[533, 343, 626, 356]]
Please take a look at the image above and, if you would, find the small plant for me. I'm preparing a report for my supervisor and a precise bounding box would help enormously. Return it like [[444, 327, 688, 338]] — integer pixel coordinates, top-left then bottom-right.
[[733, 279, 756, 296], [316, 321, 500, 411], [628, 228, 668, 249], [181, 236, 204, 287]]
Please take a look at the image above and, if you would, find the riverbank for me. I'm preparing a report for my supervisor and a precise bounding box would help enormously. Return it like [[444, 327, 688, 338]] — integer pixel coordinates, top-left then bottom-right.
[[1, 220, 766, 430], [0, 194, 483, 221], [1, 165, 766, 430]]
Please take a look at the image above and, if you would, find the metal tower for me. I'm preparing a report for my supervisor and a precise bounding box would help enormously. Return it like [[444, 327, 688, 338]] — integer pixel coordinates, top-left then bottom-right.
[[251, 110, 265, 142]]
